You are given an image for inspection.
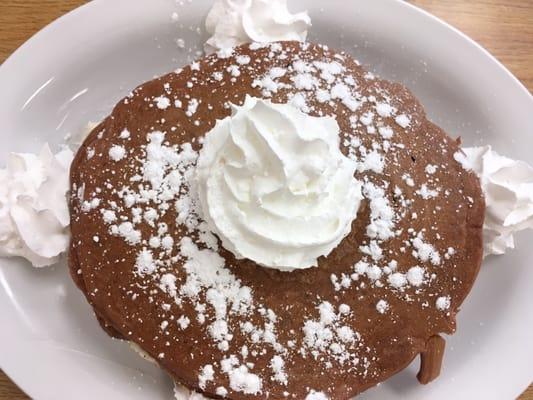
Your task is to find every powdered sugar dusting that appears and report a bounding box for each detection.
[71,41,476,399]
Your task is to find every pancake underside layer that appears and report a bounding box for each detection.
[69,41,484,400]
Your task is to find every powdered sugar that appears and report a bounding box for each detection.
[119,129,131,139]
[412,233,441,266]
[177,315,190,329]
[221,357,262,395]
[388,272,407,289]
[436,296,451,311]
[395,114,411,128]
[406,266,426,287]
[108,145,126,161]
[302,301,361,365]
[155,96,171,109]
[270,355,288,385]
[198,364,215,389]
[376,300,389,314]
[375,103,394,117]
[186,98,200,117]
[416,184,439,199]
[135,249,155,275]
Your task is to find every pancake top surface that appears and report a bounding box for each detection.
[69,41,484,399]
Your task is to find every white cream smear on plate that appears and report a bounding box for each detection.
[204,0,311,53]
[0,123,95,267]
[0,145,73,267]
[455,146,533,257]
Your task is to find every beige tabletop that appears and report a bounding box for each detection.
[0,0,532,399]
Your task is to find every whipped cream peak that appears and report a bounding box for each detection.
[455,145,533,256]
[197,96,363,270]
[0,144,73,267]
[205,0,311,53]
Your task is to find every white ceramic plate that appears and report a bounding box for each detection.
[0,1,532,399]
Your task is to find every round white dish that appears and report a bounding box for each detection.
[0,0,532,399]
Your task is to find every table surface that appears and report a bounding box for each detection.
[0,0,531,399]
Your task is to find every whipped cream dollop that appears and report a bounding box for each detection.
[197,96,363,270]
[455,146,533,257]
[0,145,73,267]
[204,0,311,53]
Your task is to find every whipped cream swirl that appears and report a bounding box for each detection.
[455,146,533,256]
[197,96,363,270]
[205,0,311,53]
[0,145,73,267]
